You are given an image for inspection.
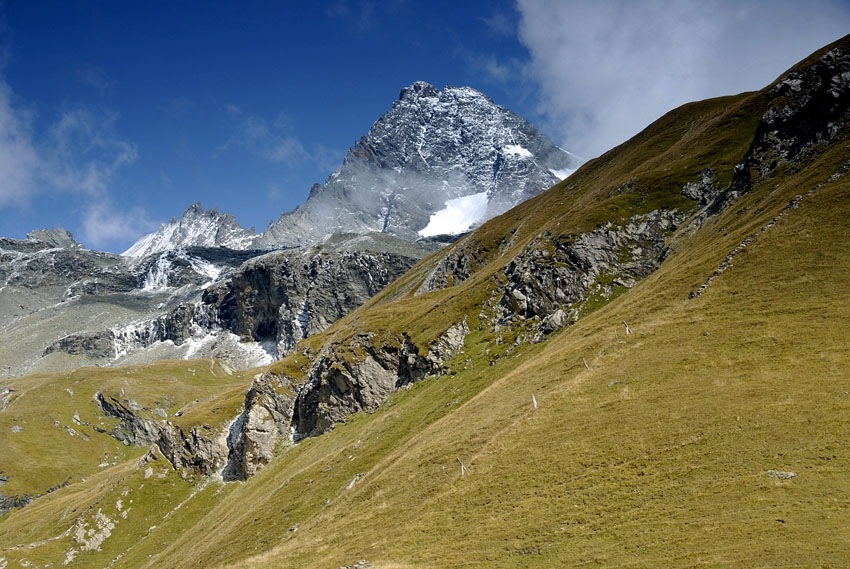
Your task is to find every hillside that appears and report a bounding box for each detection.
[1,35,849,568]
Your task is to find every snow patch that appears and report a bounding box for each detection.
[503,144,533,158]
[419,191,489,237]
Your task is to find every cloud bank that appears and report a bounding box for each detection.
[517,0,850,158]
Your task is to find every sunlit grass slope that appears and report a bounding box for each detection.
[194,139,846,568]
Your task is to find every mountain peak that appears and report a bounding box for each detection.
[123,203,255,257]
[26,228,82,249]
[399,81,439,101]
[255,82,581,249]
[185,202,206,215]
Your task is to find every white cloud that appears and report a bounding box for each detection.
[0,67,140,251]
[0,79,38,207]
[80,200,157,251]
[218,106,345,179]
[479,11,516,37]
[517,0,850,158]
[0,72,137,207]
[45,108,138,195]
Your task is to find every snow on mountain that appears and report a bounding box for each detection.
[255,81,583,248]
[123,203,256,257]
[124,82,581,255]
[419,191,489,238]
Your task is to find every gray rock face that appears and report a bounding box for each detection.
[65,234,435,363]
[255,82,580,248]
[707,44,850,216]
[123,202,256,257]
[205,243,425,355]
[95,392,161,447]
[416,238,484,294]
[497,210,685,326]
[44,331,116,358]
[26,228,81,249]
[681,168,721,207]
[0,238,133,293]
[95,391,229,477]
[223,372,298,481]
[294,322,469,437]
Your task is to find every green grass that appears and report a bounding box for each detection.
[0,360,256,498]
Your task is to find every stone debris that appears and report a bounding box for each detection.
[345,473,366,490]
[767,470,797,480]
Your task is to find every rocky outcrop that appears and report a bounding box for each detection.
[706,44,850,216]
[95,393,161,446]
[681,168,722,207]
[26,228,82,249]
[94,374,296,481]
[0,242,135,293]
[416,237,485,294]
[95,392,228,476]
[44,330,116,358]
[223,372,298,480]
[294,322,468,437]
[495,210,684,331]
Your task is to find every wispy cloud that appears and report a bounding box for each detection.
[0,78,38,207]
[218,105,307,164]
[80,199,157,250]
[326,1,378,37]
[479,11,516,37]
[517,0,850,158]
[76,63,116,94]
[0,75,136,207]
[217,106,347,178]
[0,59,139,250]
[45,108,138,195]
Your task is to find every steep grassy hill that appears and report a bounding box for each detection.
[1,35,849,569]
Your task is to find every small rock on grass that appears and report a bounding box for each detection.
[766,469,797,480]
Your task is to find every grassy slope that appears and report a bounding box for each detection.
[2,37,849,568]
[0,360,255,498]
[220,129,848,569]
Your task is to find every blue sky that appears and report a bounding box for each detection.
[1,1,848,252]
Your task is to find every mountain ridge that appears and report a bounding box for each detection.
[122,81,580,257]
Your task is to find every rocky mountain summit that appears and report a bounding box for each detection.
[255,81,580,248]
[120,82,581,258]
[123,203,256,257]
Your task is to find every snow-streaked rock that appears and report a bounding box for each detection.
[255,81,582,248]
[123,203,256,257]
